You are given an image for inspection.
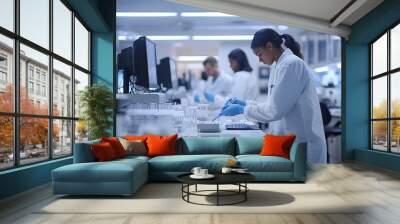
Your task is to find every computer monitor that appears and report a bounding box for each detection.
[118,47,134,93]
[157,57,178,89]
[133,36,158,89]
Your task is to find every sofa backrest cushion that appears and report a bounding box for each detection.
[178,137,235,155]
[101,137,127,158]
[236,137,264,155]
[147,134,178,157]
[73,139,100,163]
[91,142,118,161]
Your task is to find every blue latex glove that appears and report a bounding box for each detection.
[222,98,246,110]
[220,104,244,116]
[231,98,246,106]
[194,94,200,103]
[203,91,215,103]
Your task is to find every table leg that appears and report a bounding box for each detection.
[187,184,190,202]
[217,184,219,206]
[245,183,247,201]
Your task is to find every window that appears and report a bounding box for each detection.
[35,84,40,95]
[333,39,341,59]
[19,117,49,165]
[318,39,327,62]
[0,71,6,85]
[28,81,34,94]
[42,85,46,97]
[0,55,7,67]
[0,0,14,32]
[370,23,400,154]
[28,67,34,80]
[53,59,72,117]
[35,70,41,81]
[0,116,13,170]
[307,40,314,64]
[53,119,72,158]
[74,18,90,70]
[53,0,72,60]
[74,69,89,118]
[21,44,49,116]
[0,34,14,113]
[20,0,49,49]
[0,0,91,170]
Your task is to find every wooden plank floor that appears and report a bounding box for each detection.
[1,162,400,224]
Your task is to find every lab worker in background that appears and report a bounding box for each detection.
[194,57,233,103]
[205,49,259,107]
[220,28,327,163]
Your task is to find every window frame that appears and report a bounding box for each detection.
[370,20,400,154]
[0,0,92,171]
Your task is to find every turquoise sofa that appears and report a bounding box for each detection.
[52,137,307,196]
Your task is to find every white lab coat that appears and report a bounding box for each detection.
[204,72,233,97]
[212,71,259,107]
[244,48,327,163]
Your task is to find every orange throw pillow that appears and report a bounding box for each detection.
[259,134,296,159]
[146,134,178,157]
[124,135,148,141]
[91,142,117,162]
[101,137,127,158]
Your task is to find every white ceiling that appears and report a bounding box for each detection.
[117,0,304,36]
[227,0,352,22]
[169,0,384,38]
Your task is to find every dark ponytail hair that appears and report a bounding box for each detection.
[251,28,303,59]
[228,48,253,73]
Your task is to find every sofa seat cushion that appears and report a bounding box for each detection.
[236,155,293,172]
[53,159,147,183]
[149,154,235,172]
[116,155,150,163]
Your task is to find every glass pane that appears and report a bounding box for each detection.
[0,116,14,170]
[53,0,72,60]
[391,24,400,70]
[74,69,89,118]
[391,120,400,153]
[0,0,14,31]
[0,34,14,112]
[75,120,88,143]
[372,77,387,119]
[20,44,49,115]
[74,18,89,70]
[20,0,49,49]
[391,72,400,118]
[372,121,388,151]
[307,40,314,64]
[318,39,327,62]
[53,59,72,117]
[372,33,387,76]
[53,119,72,158]
[20,117,49,165]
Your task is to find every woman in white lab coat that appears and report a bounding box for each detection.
[204,49,258,107]
[220,29,327,163]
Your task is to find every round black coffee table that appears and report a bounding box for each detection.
[177,173,255,206]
